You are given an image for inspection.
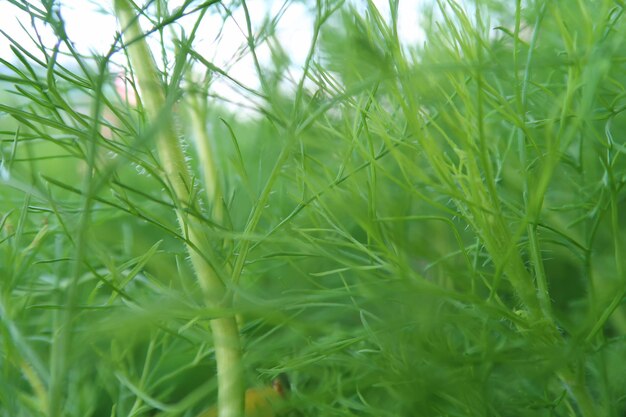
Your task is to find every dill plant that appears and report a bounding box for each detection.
[1,1,626,417]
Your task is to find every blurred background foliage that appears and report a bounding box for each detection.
[1,0,626,416]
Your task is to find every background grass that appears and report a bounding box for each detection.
[1,0,626,416]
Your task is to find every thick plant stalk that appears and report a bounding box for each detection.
[113,2,244,417]
[188,91,224,222]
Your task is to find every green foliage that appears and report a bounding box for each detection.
[1,0,626,416]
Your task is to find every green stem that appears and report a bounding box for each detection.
[527,223,553,321]
[113,2,243,416]
[188,92,224,222]
[559,367,597,417]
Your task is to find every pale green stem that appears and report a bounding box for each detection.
[527,223,553,321]
[188,92,224,221]
[113,2,243,416]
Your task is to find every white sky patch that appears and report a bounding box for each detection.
[349,0,428,48]
[60,1,119,54]
[0,1,453,117]
[0,2,59,60]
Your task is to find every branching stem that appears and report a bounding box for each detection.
[113,2,244,416]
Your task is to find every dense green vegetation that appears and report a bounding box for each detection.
[1,0,626,416]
